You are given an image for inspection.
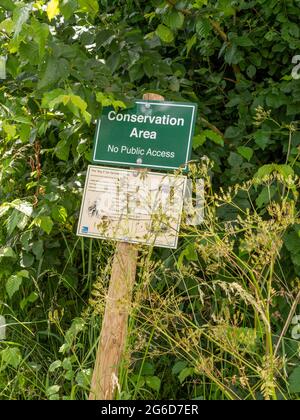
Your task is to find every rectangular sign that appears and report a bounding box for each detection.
[92,100,197,171]
[77,165,187,249]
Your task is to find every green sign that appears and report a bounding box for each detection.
[92,100,197,170]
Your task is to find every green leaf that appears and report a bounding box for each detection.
[55,138,70,161]
[1,347,22,368]
[60,0,77,20]
[13,4,30,38]
[186,34,197,56]
[178,243,198,267]
[51,206,68,223]
[145,376,161,392]
[31,19,49,59]
[172,361,188,375]
[247,64,256,79]
[275,164,294,179]
[20,252,34,267]
[254,130,271,150]
[78,0,99,18]
[196,18,211,38]
[46,385,60,397]
[228,152,243,167]
[0,247,16,259]
[256,185,276,208]
[163,11,184,30]
[234,35,254,47]
[178,367,194,384]
[38,57,70,90]
[0,0,14,11]
[255,164,274,179]
[141,362,155,376]
[34,216,54,235]
[237,146,253,161]
[288,366,300,393]
[194,130,224,149]
[46,0,60,21]
[42,89,66,108]
[32,240,44,260]
[49,360,62,372]
[76,370,91,388]
[156,24,174,43]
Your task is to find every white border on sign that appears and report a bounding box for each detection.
[92,101,196,171]
[76,165,187,249]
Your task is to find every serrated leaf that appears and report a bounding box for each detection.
[156,24,174,43]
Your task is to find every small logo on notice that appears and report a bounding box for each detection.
[82,226,89,233]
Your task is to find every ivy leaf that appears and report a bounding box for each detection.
[156,24,174,43]
[46,0,60,21]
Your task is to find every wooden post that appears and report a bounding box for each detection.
[89,92,164,400]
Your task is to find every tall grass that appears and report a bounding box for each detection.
[1,163,300,400]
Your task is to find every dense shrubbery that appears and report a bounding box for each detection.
[0,0,300,400]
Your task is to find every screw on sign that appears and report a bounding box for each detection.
[88,93,165,400]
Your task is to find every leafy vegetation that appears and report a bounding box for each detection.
[0,0,300,400]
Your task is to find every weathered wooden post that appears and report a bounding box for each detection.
[89,93,164,400]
